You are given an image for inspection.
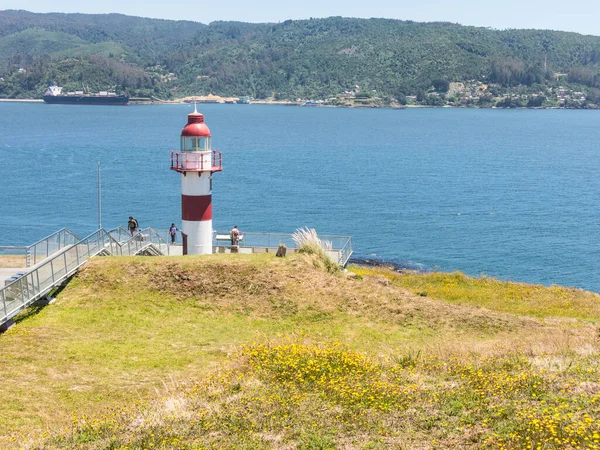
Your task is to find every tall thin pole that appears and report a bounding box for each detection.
[98,162,102,230]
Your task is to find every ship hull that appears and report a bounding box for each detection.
[43,95,129,105]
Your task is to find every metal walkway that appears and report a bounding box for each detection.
[1,227,352,331]
[0,227,170,330]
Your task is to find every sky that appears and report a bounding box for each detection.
[1,0,599,36]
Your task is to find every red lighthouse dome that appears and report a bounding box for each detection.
[181,107,211,137]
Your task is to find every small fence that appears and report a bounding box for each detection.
[26,228,80,267]
[0,228,79,268]
[213,231,353,266]
[0,246,27,256]
[109,227,172,256]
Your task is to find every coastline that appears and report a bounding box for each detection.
[0,97,594,110]
[0,99,43,103]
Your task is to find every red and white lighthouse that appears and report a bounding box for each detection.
[170,107,222,255]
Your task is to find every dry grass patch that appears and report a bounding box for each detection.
[0,255,26,268]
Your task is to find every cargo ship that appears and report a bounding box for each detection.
[42,86,129,105]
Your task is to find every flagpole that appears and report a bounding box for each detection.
[98,162,102,230]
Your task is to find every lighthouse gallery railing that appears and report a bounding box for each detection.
[170,150,222,172]
[0,228,170,328]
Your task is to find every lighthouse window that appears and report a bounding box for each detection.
[181,137,211,151]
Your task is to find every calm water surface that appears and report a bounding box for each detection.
[1,103,599,291]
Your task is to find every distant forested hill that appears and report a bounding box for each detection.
[1,10,600,103]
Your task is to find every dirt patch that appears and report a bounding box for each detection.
[0,255,26,268]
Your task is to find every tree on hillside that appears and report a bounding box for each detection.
[432,79,450,93]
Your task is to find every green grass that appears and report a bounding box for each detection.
[1,254,599,449]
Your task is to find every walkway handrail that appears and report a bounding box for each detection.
[0,246,27,255]
[108,227,171,255]
[338,237,353,267]
[212,230,353,266]
[141,228,171,256]
[108,227,133,244]
[0,227,169,329]
[1,229,119,326]
[26,227,80,267]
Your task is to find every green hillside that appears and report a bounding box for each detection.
[1,10,600,106]
[1,254,599,449]
[0,28,87,59]
[50,42,130,60]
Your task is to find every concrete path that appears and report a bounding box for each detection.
[1,268,25,286]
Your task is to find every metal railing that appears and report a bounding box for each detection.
[108,227,171,255]
[170,150,223,173]
[108,227,132,244]
[1,229,116,326]
[153,229,182,246]
[1,226,352,329]
[1,227,170,329]
[0,246,27,256]
[213,231,353,266]
[26,228,80,267]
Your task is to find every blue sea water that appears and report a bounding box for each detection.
[1,102,599,291]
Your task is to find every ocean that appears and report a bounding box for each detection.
[1,102,599,291]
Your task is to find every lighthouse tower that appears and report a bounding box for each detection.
[170,107,222,255]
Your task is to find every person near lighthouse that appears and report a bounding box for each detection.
[169,223,178,244]
[230,225,240,246]
[128,216,139,236]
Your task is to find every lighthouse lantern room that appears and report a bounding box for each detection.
[170,107,222,255]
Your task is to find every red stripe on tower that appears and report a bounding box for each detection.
[181,195,212,221]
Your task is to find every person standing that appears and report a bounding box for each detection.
[169,223,178,244]
[230,225,240,246]
[128,216,139,237]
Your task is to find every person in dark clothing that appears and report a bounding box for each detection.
[169,223,178,244]
[128,216,139,237]
[230,225,240,246]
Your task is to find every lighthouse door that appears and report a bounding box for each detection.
[182,232,188,255]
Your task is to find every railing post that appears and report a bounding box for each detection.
[36,269,40,294]
[19,278,26,306]
[2,288,7,320]
[50,260,55,283]
[75,244,80,266]
[63,252,68,275]
[23,274,30,300]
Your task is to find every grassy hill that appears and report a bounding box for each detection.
[1,253,599,449]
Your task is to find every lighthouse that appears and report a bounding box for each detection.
[170,107,222,255]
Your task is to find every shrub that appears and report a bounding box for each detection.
[292,227,339,273]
